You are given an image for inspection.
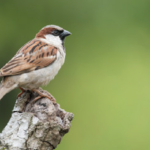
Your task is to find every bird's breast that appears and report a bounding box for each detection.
[18,50,65,90]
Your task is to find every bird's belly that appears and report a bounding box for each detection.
[18,57,64,90]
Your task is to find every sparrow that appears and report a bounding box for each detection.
[0,25,71,103]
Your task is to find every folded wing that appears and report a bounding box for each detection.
[0,39,58,77]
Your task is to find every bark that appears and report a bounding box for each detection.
[0,88,74,150]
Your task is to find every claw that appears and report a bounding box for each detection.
[32,89,56,104]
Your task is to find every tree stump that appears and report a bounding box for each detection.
[0,88,74,150]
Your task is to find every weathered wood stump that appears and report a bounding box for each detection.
[0,88,74,150]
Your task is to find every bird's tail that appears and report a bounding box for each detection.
[0,82,17,100]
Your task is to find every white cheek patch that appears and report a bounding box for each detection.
[44,34,62,47]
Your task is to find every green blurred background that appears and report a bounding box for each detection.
[0,0,150,149]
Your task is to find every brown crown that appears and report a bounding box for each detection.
[36,27,56,39]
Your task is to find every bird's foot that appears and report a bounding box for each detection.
[32,89,56,104]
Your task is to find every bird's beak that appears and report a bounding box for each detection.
[60,30,71,39]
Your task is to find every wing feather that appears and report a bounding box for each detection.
[0,39,58,77]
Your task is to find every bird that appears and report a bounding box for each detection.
[0,25,71,103]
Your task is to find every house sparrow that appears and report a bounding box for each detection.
[0,25,71,103]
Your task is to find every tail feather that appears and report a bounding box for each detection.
[0,86,10,100]
[0,83,18,100]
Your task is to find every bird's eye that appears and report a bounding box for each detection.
[52,30,60,36]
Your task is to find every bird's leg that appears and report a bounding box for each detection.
[33,95,42,102]
[32,89,56,104]
[17,87,25,98]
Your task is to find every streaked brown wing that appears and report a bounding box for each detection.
[0,39,58,77]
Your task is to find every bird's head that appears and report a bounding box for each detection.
[36,25,71,47]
